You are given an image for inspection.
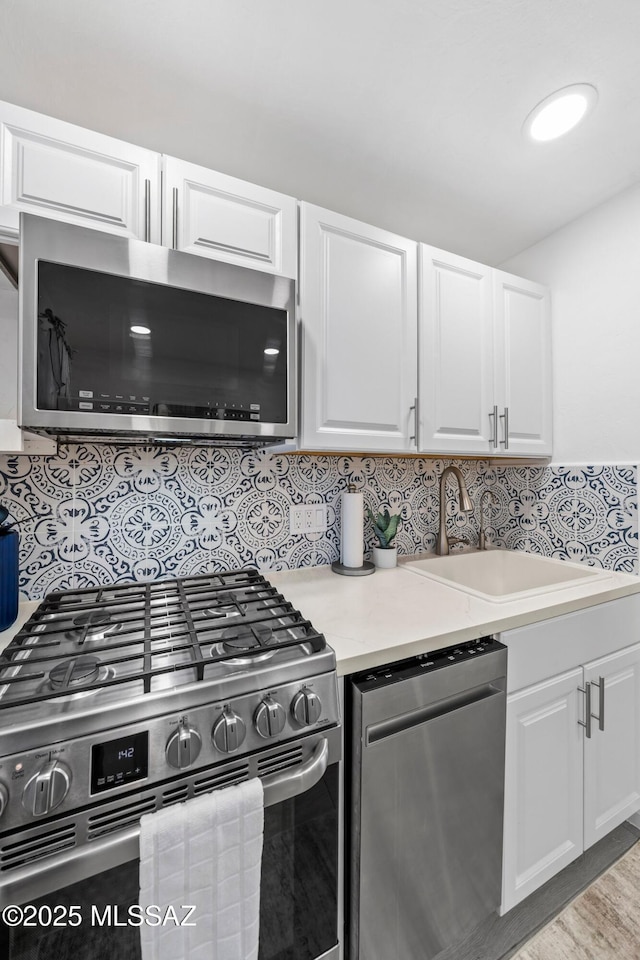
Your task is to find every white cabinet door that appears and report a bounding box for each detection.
[583,643,640,849]
[418,245,494,454]
[162,156,297,277]
[501,669,584,914]
[300,203,418,453]
[0,100,161,242]
[493,271,552,457]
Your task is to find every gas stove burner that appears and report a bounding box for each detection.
[215,591,242,606]
[65,610,122,642]
[49,655,102,690]
[214,623,276,665]
[38,655,114,700]
[222,623,273,653]
[204,591,248,619]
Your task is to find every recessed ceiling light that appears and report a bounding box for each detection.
[264,347,280,356]
[524,84,598,142]
[130,324,151,335]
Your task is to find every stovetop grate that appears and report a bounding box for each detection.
[0,570,326,709]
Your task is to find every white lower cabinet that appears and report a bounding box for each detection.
[501,669,584,913]
[501,621,640,914]
[583,644,640,848]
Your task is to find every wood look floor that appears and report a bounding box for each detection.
[432,822,639,960]
[511,841,640,960]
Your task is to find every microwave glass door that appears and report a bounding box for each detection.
[36,261,288,424]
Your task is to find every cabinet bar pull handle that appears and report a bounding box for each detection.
[144,179,151,242]
[578,683,592,739]
[489,405,498,448]
[172,187,179,250]
[409,397,419,449]
[500,406,509,449]
[590,676,605,732]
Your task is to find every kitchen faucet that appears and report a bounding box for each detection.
[436,466,474,555]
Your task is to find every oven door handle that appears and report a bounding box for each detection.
[262,737,329,807]
[0,738,333,909]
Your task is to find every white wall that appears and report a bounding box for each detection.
[0,280,18,420]
[501,181,640,464]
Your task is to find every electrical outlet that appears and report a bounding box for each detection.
[289,504,327,535]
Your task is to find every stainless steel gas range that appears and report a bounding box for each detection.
[0,570,342,960]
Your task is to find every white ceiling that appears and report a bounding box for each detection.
[2,0,640,264]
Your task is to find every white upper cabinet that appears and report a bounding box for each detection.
[419,246,494,454]
[419,247,552,458]
[0,100,161,242]
[162,156,297,277]
[300,203,418,453]
[493,271,552,457]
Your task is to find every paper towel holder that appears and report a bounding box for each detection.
[332,482,375,576]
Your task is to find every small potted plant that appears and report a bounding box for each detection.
[366,506,401,569]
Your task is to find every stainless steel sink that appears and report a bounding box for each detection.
[403,549,611,602]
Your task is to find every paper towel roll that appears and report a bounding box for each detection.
[341,490,364,568]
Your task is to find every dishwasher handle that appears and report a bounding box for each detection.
[366,682,504,745]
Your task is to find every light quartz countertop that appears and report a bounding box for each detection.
[2,558,640,676]
[269,559,640,676]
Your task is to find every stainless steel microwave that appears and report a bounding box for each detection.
[19,214,297,445]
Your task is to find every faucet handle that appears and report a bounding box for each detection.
[479,489,498,550]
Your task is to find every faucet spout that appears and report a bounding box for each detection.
[436,466,474,556]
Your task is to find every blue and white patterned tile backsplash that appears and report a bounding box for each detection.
[0,444,636,600]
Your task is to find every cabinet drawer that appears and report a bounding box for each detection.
[500,593,640,692]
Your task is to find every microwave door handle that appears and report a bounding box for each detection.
[261,737,329,807]
[172,187,179,249]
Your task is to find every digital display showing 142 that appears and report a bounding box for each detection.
[91,731,149,794]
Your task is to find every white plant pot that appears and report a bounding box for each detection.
[373,545,397,569]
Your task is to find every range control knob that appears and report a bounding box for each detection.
[254,697,286,739]
[212,709,247,754]
[22,760,71,817]
[291,688,323,727]
[0,782,8,819]
[166,720,202,769]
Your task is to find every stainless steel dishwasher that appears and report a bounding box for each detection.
[349,637,507,960]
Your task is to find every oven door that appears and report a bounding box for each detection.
[0,733,341,960]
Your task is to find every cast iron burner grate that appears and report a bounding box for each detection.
[0,570,326,709]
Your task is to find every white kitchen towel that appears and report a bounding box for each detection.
[139,777,264,960]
